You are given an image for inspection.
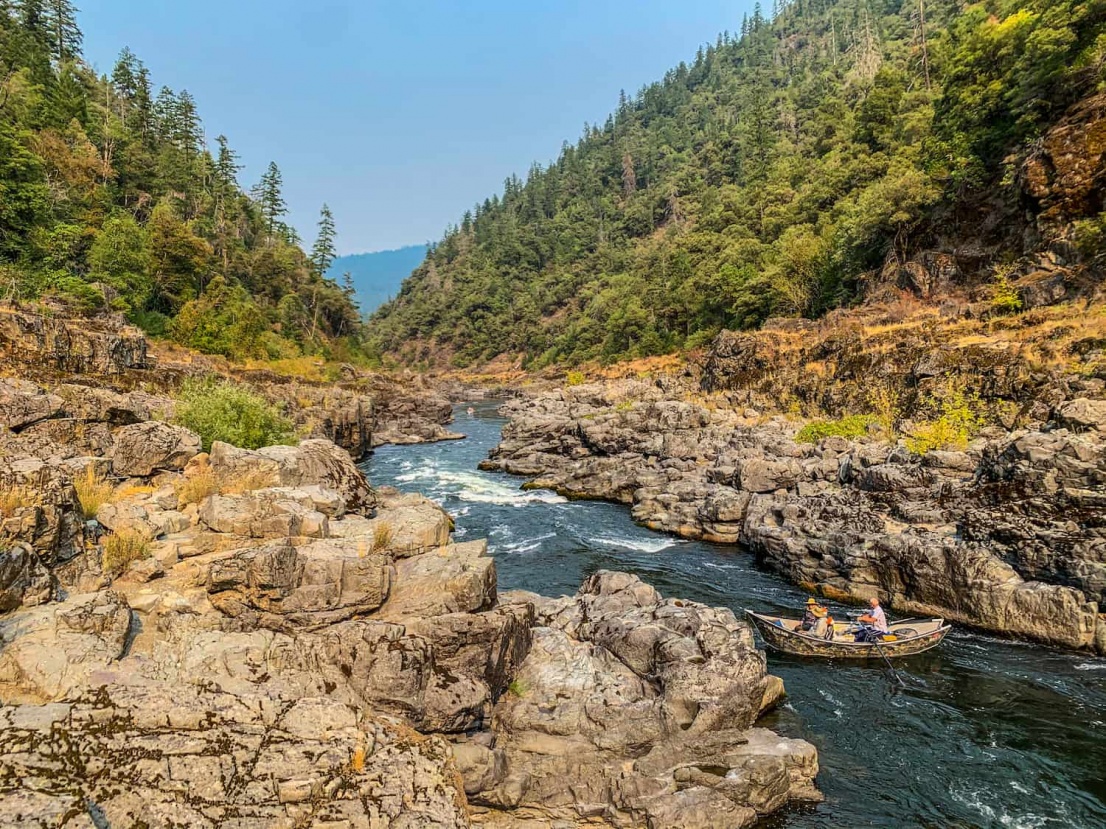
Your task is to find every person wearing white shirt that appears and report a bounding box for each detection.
[858,597,889,633]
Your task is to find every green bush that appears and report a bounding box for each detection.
[566,371,586,387]
[905,387,983,455]
[991,265,1023,315]
[795,414,877,444]
[174,377,297,451]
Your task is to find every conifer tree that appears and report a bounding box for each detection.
[46,0,80,62]
[310,203,337,276]
[254,161,287,240]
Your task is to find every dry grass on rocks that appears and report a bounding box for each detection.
[101,528,152,575]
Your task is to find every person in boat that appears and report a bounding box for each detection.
[799,598,831,637]
[854,597,890,643]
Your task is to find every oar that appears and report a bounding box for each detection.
[870,635,906,688]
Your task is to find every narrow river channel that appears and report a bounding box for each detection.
[362,401,1106,829]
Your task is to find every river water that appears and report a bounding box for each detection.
[362,401,1106,829]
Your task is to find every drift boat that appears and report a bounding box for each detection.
[745,610,951,658]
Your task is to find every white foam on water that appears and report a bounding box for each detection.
[504,532,557,554]
[593,535,685,553]
[951,786,1056,829]
[394,465,567,506]
[1075,662,1106,671]
[816,688,843,719]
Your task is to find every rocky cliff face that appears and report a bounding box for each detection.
[0,302,461,458]
[0,373,816,826]
[482,381,1106,655]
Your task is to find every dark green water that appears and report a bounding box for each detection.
[363,401,1106,829]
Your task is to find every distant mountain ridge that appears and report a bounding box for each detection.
[329,245,428,317]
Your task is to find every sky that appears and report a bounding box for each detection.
[78,1,755,255]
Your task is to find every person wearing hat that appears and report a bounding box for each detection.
[799,598,829,636]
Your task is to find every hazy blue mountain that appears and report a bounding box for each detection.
[329,245,428,316]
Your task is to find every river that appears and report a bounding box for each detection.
[362,401,1106,829]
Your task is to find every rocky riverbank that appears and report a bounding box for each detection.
[0,301,461,456]
[0,306,818,828]
[481,379,1106,655]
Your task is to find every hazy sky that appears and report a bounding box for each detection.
[79,1,755,255]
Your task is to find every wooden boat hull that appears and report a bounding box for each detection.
[745,610,950,659]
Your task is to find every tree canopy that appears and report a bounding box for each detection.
[370,0,1106,368]
[0,4,366,362]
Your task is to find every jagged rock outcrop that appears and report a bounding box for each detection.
[0,302,150,377]
[0,413,815,827]
[483,382,1106,654]
[466,572,819,826]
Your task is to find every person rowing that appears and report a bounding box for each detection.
[853,596,889,643]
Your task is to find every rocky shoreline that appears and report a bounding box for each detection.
[481,380,1106,655]
[0,305,818,828]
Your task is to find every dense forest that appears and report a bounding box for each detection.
[370,0,1106,368]
[0,1,365,362]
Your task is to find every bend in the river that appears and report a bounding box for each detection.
[364,401,1106,829]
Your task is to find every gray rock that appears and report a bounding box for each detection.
[111,421,201,476]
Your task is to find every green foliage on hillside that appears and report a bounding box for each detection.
[0,3,365,361]
[370,0,1106,367]
[173,377,296,451]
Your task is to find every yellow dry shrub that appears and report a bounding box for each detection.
[101,528,152,575]
[74,467,113,520]
[371,521,395,553]
[0,486,36,518]
[175,470,218,505]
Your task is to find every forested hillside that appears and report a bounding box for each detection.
[370,0,1106,368]
[0,2,364,362]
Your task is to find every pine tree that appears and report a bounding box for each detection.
[253,161,287,240]
[213,135,240,189]
[46,0,81,63]
[310,203,337,276]
[175,90,202,158]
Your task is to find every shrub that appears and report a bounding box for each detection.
[0,486,35,518]
[866,384,902,437]
[795,414,877,444]
[991,264,1022,315]
[371,521,395,553]
[566,370,586,387]
[74,467,113,519]
[174,377,296,452]
[905,387,983,455]
[507,678,528,698]
[174,470,218,505]
[101,528,152,575]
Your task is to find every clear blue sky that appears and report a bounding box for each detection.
[79,1,754,255]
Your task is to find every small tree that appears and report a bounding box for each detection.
[310,203,337,276]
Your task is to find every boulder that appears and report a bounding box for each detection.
[111,421,201,476]
[207,539,392,631]
[1056,398,1106,432]
[482,572,819,824]
[0,379,62,430]
[208,439,376,513]
[198,489,334,539]
[377,540,496,621]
